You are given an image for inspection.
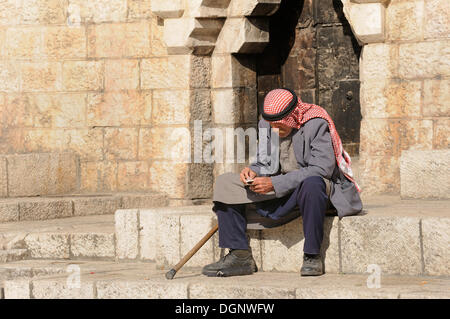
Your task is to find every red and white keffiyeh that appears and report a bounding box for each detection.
[263,89,361,192]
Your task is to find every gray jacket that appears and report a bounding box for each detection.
[249,118,363,217]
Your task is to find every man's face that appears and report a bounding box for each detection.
[270,122,293,138]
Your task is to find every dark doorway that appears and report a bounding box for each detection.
[256,0,362,156]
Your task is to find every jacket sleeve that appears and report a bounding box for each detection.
[249,119,278,177]
[270,118,336,198]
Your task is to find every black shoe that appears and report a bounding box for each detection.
[202,249,258,277]
[300,254,324,276]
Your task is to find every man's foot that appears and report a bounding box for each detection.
[300,253,324,276]
[202,249,258,277]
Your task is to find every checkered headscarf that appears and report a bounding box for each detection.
[263,89,361,192]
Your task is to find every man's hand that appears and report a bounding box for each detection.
[240,167,257,185]
[249,177,274,194]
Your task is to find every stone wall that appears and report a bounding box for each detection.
[0,0,203,199]
[348,0,450,195]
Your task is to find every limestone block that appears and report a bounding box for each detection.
[0,156,7,197]
[386,0,423,41]
[422,217,450,276]
[423,79,450,117]
[424,0,450,39]
[127,0,152,20]
[180,214,217,267]
[43,26,86,59]
[0,249,28,263]
[80,161,118,193]
[261,219,304,272]
[340,216,422,275]
[4,27,42,59]
[105,59,139,90]
[343,2,385,44]
[149,161,188,198]
[151,90,191,125]
[154,211,181,267]
[73,197,120,217]
[117,161,150,191]
[25,233,71,259]
[150,15,168,56]
[62,60,103,91]
[3,280,31,299]
[211,54,256,89]
[105,128,139,161]
[19,198,73,221]
[120,194,168,210]
[361,80,422,119]
[0,202,19,222]
[115,209,139,259]
[68,0,127,23]
[190,55,211,88]
[400,150,450,199]
[87,21,151,58]
[32,280,95,299]
[398,41,443,79]
[186,163,214,199]
[215,17,269,54]
[151,0,184,19]
[358,154,400,194]
[20,62,62,92]
[70,233,115,259]
[228,0,281,17]
[87,91,151,126]
[295,287,399,299]
[96,281,188,299]
[0,61,20,92]
[185,0,229,18]
[65,129,105,162]
[321,217,340,274]
[141,56,190,89]
[360,43,397,82]
[19,0,67,24]
[212,88,257,125]
[433,118,450,149]
[141,127,190,162]
[139,209,159,261]
[189,283,295,299]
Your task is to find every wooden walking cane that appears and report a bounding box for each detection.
[165,223,219,280]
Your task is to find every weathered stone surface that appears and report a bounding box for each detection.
[4,27,42,59]
[212,88,257,125]
[150,0,184,19]
[361,80,422,119]
[80,161,118,193]
[25,233,70,259]
[0,249,28,263]
[96,280,188,299]
[0,202,19,222]
[0,61,20,92]
[19,199,73,221]
[149,161,188,198]
[20,62,62,92]
[73,197,120,217]
[117,161,150,191]
[211,54,256,89]
[422,217,450,276]
[400,150,450,199]
[7,153,79,197]
[0,156,7,197]
[154,211,180,267]
[105,59,139,90]
[358,154,400,194]
[87,21,151,57]
[121,194,168,210]
[424,0,450,39]
[433,118,450,149]
[3,280,31,299]
[105,128,139,160]
[295,287,399,299]
[150,15,168,56]
[70,233,115,259]
[68,0,127,23]
[127,0,153,20]
[32,280,95,299]
[343,2,385,43]
[62,60,104,91]
[386,0,423,41]
[228,0,281,17]
[115,209,139,260]
[186,164,214,199]
[189,283,295,299]
[321,217,340,274]
[398,41,443,79]
[141,127,190,162]
[423,79,450,117]
[43,26,86,59]
[141,56,190,89]
[340,216,422,275]
[138,209,158,261]
[151,90,190,125]
[361,43,397,82]
[87,91,151,127]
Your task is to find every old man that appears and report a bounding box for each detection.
[202,88,363,277]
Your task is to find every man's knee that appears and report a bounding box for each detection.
[298,176,327,200]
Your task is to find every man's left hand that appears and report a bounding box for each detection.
[249,177,274,194]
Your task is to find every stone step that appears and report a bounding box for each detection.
[1,260,449,299]
[115,195,450,277]
[0,192,168,223]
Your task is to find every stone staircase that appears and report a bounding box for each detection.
[0,194,449,299]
